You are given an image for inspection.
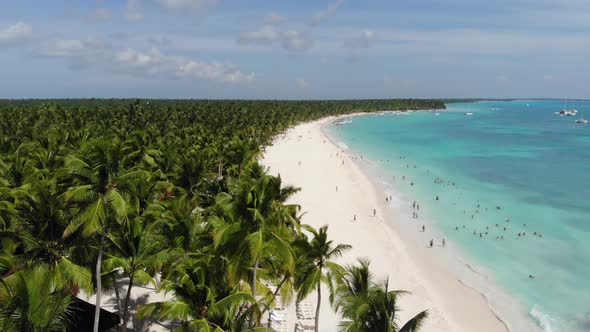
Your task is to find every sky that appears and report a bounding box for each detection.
[1,0,589,99]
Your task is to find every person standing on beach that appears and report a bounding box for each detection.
[429,239,433,247]
[353,214,356,222]
[373,208,376,217]
[442,238,446,247]
[422,225,425,232]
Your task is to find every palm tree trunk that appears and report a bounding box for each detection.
[252,259,259,299]
[93,228,106,332]
[315,283,321,332]
[265,274,290,328]
[112,274,121,313]
[250,259,259,328]
[121,273,135,332]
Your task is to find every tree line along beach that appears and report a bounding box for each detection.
[0,99,450,332]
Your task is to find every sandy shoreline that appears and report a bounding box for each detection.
[261,115,515,332]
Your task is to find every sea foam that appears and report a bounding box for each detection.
[530,306,558,332]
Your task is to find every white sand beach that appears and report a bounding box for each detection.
[260,116,510,332]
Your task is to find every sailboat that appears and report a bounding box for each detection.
[464,103,473,116]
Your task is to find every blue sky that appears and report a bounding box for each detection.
[1,0,589,99]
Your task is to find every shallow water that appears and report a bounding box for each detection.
[327,101,590,332]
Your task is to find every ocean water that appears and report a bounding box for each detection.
[326,100,590,332]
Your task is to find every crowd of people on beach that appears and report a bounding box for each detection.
[322,145,542,279]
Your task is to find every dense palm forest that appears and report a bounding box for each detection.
[0,99,444,332]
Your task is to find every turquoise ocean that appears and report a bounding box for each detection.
[326,100,590,332]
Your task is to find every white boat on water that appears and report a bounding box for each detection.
[559,99,578,116]
[464,112,473,116]
[560,109,577,116]
[434,113,440,116]
[334,119,352,126]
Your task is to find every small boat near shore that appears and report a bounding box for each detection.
[464,112,473,116]
[334,118,353,126]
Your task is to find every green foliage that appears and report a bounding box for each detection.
[0,99,438,331]
[330,259,428,332]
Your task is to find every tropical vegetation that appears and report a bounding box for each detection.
[0,99,442,331]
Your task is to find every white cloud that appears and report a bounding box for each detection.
[237,25,279,45]
[343,29,376,59]
[40,38,254,84]
[114,48,255,83]
[156,0,217,12]
[238,26,313,53]
[40,39,90,57]
[0,22,33,46]
[264,12,287,25]
[126,0,144,21]
[311,0,344,26]
[296,78,310,89]
[88,8,113,21]
[281,30,314,52]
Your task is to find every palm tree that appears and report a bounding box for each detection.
[226,138,260,179]
[0,98,446,331]
[62,138,138,332]
[330,258,428,332]
[158,194,205,253]
[174,149,211,200]
[211,170,300,327]
[1,178,93,297]
[103,214,179,332]
[0,265,73,331]
[294,225,351,332]
[137,256,260,332]
[122,130,162,170]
